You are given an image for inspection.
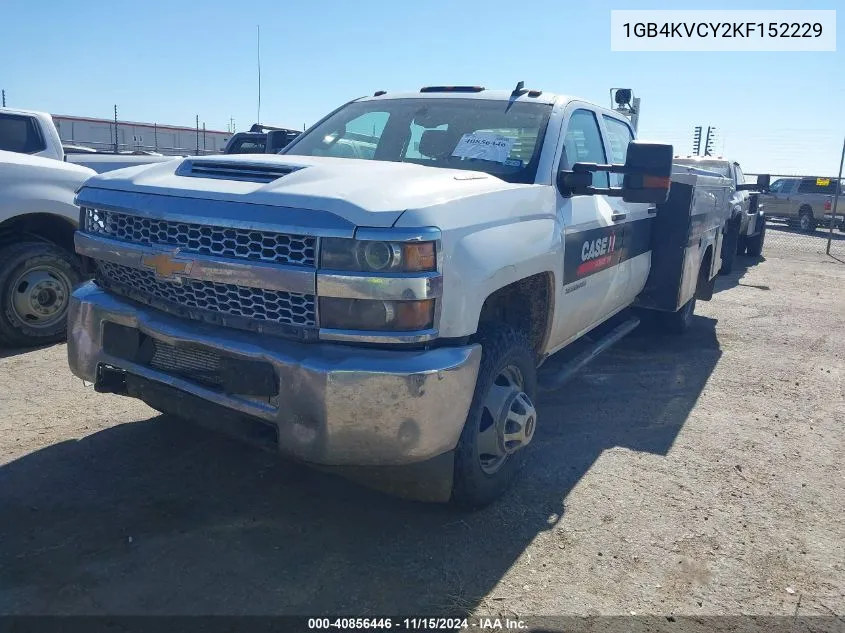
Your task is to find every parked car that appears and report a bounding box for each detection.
[761,177,844,232]
[0,107,181,347]
[673,156,768,270]
[0,150,95,346]
[223,124,301,155]
[67,84,748,506]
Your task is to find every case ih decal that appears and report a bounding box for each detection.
[563,217,653,285]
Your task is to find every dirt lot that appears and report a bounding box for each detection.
[1,242,843,620]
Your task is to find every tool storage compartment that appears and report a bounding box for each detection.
[633,172,731,312]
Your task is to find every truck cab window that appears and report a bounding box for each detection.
[602,115,633,187]
[311,111,388,160]
[285,99,552,184]
[0,114,47,154]
[562,109,609,189]
[734,164,744,185]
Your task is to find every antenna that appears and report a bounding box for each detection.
[257,24,262,125]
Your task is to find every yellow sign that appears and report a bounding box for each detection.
[817,178,830,186]
[141,252,192,280]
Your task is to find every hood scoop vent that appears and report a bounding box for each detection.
[178,160,300,183]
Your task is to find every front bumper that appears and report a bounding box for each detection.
[68,282,481,468]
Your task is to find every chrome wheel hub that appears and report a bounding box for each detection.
[477,365,537,475]
[10,266,71,328]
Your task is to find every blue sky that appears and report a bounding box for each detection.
[1,0,841,175]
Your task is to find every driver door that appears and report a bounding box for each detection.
[547,107,622,351]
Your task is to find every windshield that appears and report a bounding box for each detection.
[673,159,731,178]
[283,98,553,184]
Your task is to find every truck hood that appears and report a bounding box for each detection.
[81,154,521,227]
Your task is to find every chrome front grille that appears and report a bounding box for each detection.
[84,208,316,267]
[96,261,317,329]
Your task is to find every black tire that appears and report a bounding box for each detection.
[451,324,537,509]
[745,219,766,257]
[0,241,82,348]
[798,208,816,232]
[719,217,740,275]
[660,297,696,335]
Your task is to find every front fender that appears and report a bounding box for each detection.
[0,180,82,225]
[437,218,561,338]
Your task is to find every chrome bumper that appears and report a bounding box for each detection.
[67,282,481,467]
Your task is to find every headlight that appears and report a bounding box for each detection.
[320,298,434,331]
[320,238,436,272]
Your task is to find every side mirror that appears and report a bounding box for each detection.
[620,142,673,203]
[557,141,673,204]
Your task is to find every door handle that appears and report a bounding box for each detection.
[611,212,627,222]
[647,207,657,215]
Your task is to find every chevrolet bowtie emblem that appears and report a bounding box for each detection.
[141,252,193,280]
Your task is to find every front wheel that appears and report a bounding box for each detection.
[451,324,538,509]
[0,241,82,348]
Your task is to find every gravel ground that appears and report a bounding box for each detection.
[0,240,843,621]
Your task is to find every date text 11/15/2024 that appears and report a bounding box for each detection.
[307,617,529,630]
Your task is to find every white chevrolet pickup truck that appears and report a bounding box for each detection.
[0,108,179,347]
[67,85,745,507]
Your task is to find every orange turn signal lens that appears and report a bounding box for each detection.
[402,242,436,272]
[643,175,671,189]
[397,300,435,330]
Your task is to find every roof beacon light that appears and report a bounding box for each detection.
[610,88,641,135]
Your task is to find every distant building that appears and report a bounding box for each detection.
[52,114,231,155]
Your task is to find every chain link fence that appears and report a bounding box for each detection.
[746,172,844,261]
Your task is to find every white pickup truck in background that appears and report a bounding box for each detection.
[0,108,180,347]
[65,84,768,506]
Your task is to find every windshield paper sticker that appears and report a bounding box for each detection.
[452,133,516,163]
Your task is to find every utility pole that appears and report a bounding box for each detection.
[195,115,200,156]
[203,123,207,154]
[114,105,119,153]
[257,24,262,125]
[1,90,6,107]
[826,136,845,256]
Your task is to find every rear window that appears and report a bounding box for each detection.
[797,178,841,194]
[0,113,47,154]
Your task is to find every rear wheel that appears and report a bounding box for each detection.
[452,324,537,509]
[745,218,767,257]
[799,208,816,232]
[720,217,741,275]
[660,296,696,335]
[0,241,82,348]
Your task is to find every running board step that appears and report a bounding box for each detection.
[537,316,640,392]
